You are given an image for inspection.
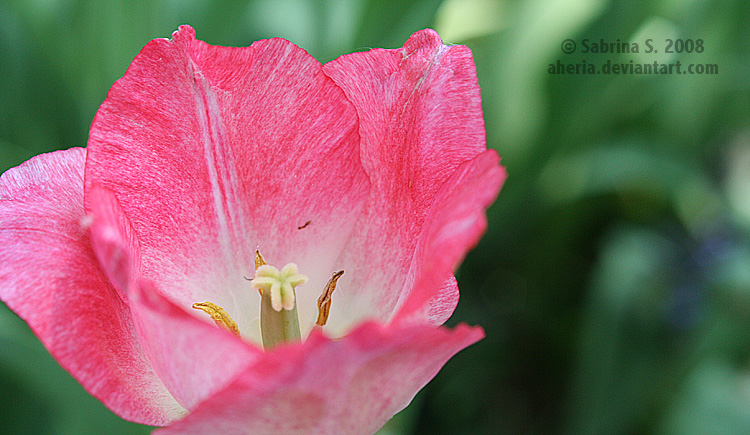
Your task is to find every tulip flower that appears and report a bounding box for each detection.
[0,26,505,434]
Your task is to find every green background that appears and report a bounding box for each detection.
[1,0,750,433]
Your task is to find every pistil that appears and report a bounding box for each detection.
[250,251,308,349]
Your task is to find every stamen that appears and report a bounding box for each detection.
[316,270,344,326]
[254,249,267,270]
[192,302,240,336]
[254,250,267,295]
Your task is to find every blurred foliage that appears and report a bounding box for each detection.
[1,0,750,434]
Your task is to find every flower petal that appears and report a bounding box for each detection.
[130,279,262,411]
[155,322,484,435]
[84,25,368,341]
[0,148,183,425]
[86,184,262,412]
[396,150,506,324]
[86,183,141,301]
[322,29,501,331]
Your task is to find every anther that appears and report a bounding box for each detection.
[254,250,267,295]
[192,302,240,336]
[316,270,344,326]
[255,249,267,270]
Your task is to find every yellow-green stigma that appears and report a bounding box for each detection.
[250,262,308,312]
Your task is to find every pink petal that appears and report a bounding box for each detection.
[322,29,502,331]
[0,148,183,425]
[130,279,262,411]
[395,150,507,324]
[84,25,369,339]
[155,322,484,435]
[86,185,262,412]
[85,183,141,300]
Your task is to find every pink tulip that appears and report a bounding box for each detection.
[0,26,505,434]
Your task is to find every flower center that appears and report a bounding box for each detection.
[192,250,343,350]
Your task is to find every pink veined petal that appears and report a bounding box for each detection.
[84,25,369,340]
[131,279,263,411]
[86,183,141,301]
[0,148,183,425]
[86,185,262,412]
[322,29,500,331]
[154,322,484,435]
[396,150,507,324]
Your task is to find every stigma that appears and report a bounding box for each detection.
[250,262,308,312]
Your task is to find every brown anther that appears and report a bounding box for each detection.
[316,270,344,326]
[255,250,267,270]
[192,301,240,336]
[254,250,268,295]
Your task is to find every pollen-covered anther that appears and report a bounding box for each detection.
[253,250,268,295]
[316,270,343,326]
[254,249,267,270]
[250,262,308,311]
[192,301,240,336]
